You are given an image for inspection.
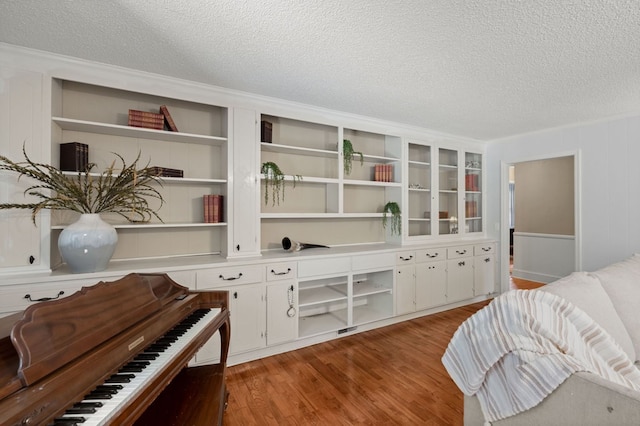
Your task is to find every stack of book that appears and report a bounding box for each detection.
[150,166,184,178]
[465,174,480,191]
[128,109,164,130]
[465,200,478,218]
[60,142,89,172]
[373,164,394,182]
[203,195,224,223]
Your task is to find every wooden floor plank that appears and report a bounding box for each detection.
[223,301,489,425]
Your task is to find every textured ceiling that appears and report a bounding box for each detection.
[0,0,639,141]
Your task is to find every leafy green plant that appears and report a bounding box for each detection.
[261,161,302,206]
[0,145,164,224]
[342,139,363,175]
[382,201,401,236]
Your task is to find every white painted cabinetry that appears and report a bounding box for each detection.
[446,245,475,302]
[473,242,496,296]
[415,248,447,310]
[0,64,46,274]
[265,262,297,346]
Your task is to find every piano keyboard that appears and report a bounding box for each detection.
[51,308,222,426]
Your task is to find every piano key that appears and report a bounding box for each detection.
[65,407,96,415]
[53,416,86,424]
[59,308,221,426]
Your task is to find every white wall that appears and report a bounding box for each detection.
[486,113,640,286]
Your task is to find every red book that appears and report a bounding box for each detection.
[160,105,178,132]
[212,195,220,223]
[217,195,224,223]
[203,195,210,223]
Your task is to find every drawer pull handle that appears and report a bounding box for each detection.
[484,257,491,263]
[458,261,466,267]
[400,255,413,261]
[271,268,292,276]
[482,247,491,252]
[426,253,439,258]
[219,273,243,281]
[25,291,64,302]
[456,250,467,255]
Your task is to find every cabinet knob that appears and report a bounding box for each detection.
[29,255,35,264]
[458,261,465,267]
[233,291,238,299]
[236,244,240,251]
[484,257,491,263]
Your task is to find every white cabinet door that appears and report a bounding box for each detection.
[194,282,265,364]
[395,265,415,315]
[446,258,474,302]
[474,254,495,296]
[229,283,266,354]
[266,281,297,346]
[230,107,260,257]
[415,261,447,310]
[0,65,46,273]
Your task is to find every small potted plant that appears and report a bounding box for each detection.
[0,146,164,273]
[342,139,363,175]
[261,161,302,206]
[382,201,401,236]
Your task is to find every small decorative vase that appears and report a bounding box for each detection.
[58,213,118,273]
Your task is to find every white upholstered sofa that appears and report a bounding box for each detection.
[448,254,640,426]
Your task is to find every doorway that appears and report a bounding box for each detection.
[500,152,581,292]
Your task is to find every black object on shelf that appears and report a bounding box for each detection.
[60,142,89,172]
[282,237,329,252]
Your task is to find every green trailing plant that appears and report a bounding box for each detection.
[342,139,363,175]
[261,161,302,206]
[0,145,164,224]
[382,201,401,236]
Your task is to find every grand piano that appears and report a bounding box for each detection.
[0,273,230,425]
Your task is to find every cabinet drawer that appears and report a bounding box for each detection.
[298,257,351,278]
[266,262,297,281]
[415,248,444,263]
[352,253,395,271]
[396,251,416,265]
[447,245,473,259]
[474,243,496,256]
[196,265,263,289]
[0,282,83,316]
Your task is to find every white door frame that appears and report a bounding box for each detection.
[499,150,582,292]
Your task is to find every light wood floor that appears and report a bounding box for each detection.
[223,277,543,425]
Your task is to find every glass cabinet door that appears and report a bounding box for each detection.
[438,148,458,235]
[407,142,432,237]
[464,152,482,233]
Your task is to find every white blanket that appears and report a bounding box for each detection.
[442,290,640,422]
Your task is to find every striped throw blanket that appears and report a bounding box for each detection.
[442,290,640,422]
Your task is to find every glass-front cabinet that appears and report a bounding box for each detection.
[405,141,483,241]
[438,148,459,236]
[464,151,483,233]
[406,142,432,237]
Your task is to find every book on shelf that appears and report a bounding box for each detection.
[465,174,479,191]
[128,109,164,130]
[203,195,224,223]
[373,164,393,182]
[60,142,89,172]
[150,166,184,178]
[261,120,272,143]
[159,105,178,132]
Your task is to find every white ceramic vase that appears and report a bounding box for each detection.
[58,213,118,273]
